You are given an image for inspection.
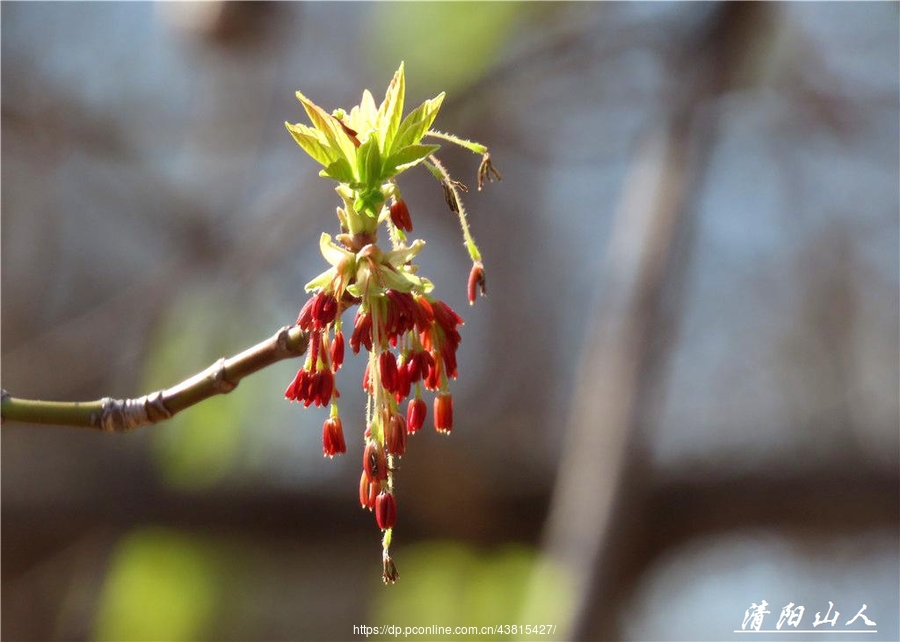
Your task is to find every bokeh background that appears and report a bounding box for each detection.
[2,2,898,641]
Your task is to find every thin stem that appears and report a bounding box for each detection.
[2,325,309,432]
[425,130,487,155]
[424,155,483,263]
[425,132,501,191]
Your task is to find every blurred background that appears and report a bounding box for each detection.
[2,2,898,641]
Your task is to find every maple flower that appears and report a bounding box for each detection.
[406,397,427,434]
[359,472,378,511]
[389,199,413,233]
[434,392,453,434]
[468,262,486,305]
[322,416,346,457]
[283,62,499,582]
[375,491,397,530]
[385,412,407,456]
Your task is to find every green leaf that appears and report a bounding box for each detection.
[295,90,357,164]
[319,158,356,183]
[384,239,425,267]
[319,232,355,268]
[377,266,415,293]
[391,92,445,154]
[417,276,435,294]
[304,267,337,292]
[360,89,378,124]
[376,62,405,152]
[397,271,430,293]
[285,122,334,166]
[384,144,440,175]
[354,187,385,219]
[356,137,383,185]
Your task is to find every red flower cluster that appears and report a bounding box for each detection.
[285,291,348,457]
[285,264,468,583]
[283,63,498,583]
[285,292,341,408]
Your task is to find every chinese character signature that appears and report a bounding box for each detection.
[740,601,876,632]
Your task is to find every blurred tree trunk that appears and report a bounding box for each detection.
[535,4,781,639]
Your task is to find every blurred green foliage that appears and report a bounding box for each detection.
[140,284,286,490]
[93,528,222,641]
[141,287,244,490]
[368,3,522,96]
[371,541,573,640]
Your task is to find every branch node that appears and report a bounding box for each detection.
[210,357,238,394]
[143,391,174,423]
[99,397,127,433]
[275,325,308,359]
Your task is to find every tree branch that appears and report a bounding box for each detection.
[1,325,308,432]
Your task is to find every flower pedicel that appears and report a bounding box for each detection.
[283,63,499,583]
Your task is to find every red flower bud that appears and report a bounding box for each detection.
[424,352,441,391]
[406,351,422,383]
[296,295,315,329]
[379,350,398,393]
[330,331,344,370]
[309,331,322,371]
[350,311,372,354]
[362,362,371,393]
[385,413,407,456]
[375,491,397,530]
[434,392,453,434]
[389,199,413,233]
[439,341,458,380]
[414,296,434,332]
[406,398,426,434]
[363,440,387,481]
[359,471,377,510]
[316,369,334,406]
[432,299,463,334]
[311,292,338,329]
[284,368,307,401]
[394,358,411,402]
[467,262,486,305]
[322,416,346,457]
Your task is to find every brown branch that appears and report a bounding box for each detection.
[1,325,308,432]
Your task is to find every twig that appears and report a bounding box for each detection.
[1,325,308,432]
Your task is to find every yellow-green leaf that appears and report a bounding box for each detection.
[384,239,425,267]
[285,122,334,166]
[360,89,378,125]
[319,158,356,183]
[377,265,416,293]
[356,137,383,185]
[295,90,358,164]
[319,232,355,268]
[384,143,440,175]
[391,92,445,154]
[347,89,378,136]
[304,268,336,293]
[377,62,405,152]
